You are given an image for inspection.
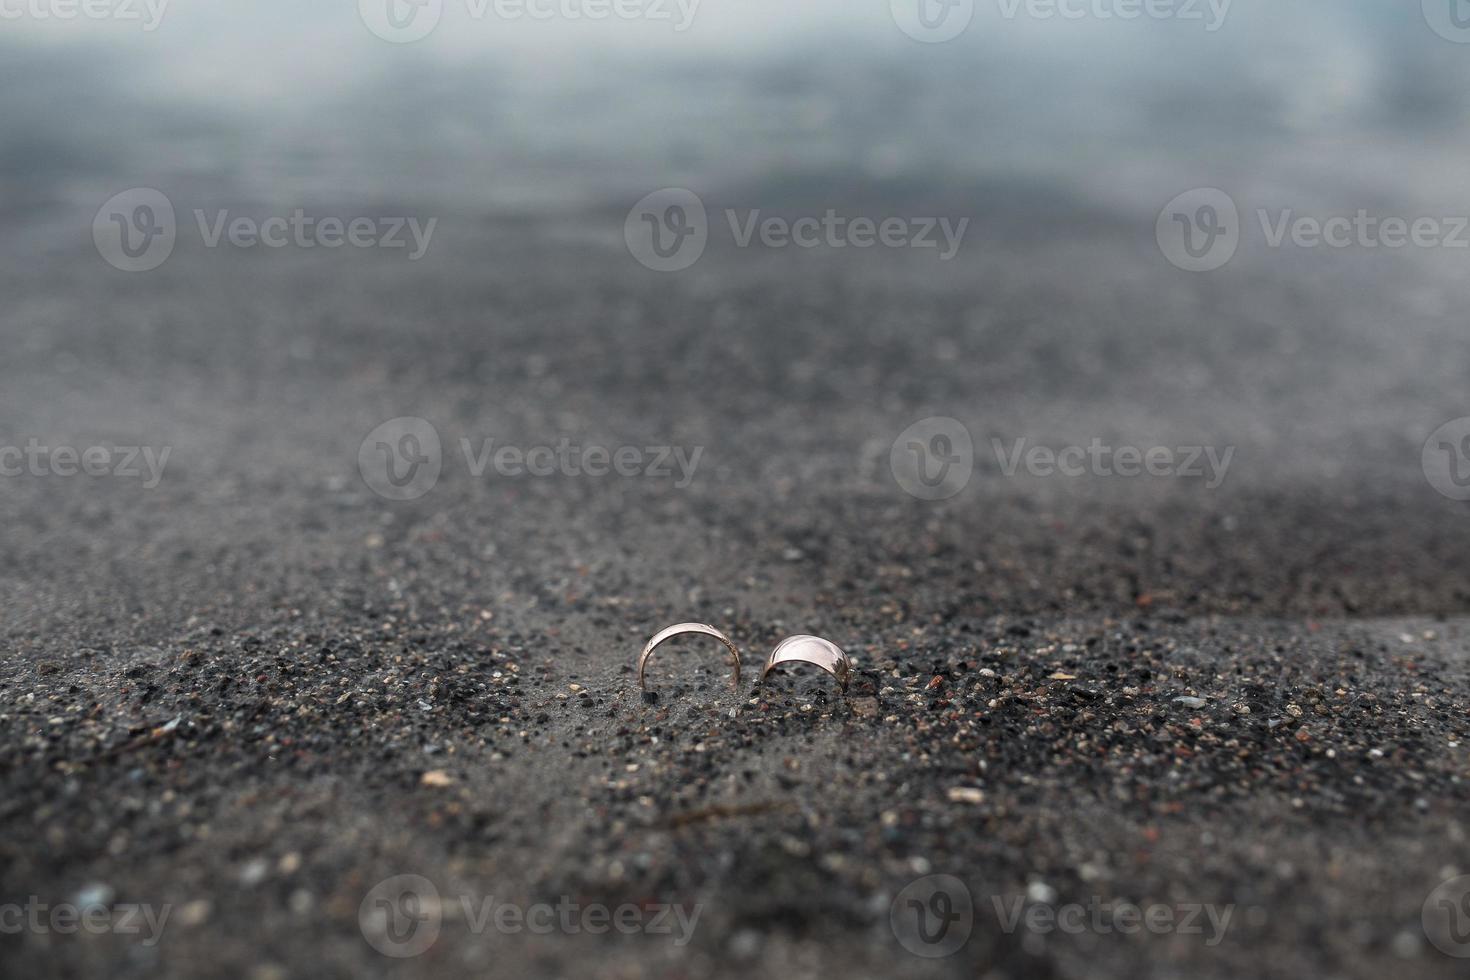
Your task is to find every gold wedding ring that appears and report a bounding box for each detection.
[759,635,851,692]
[637,623,742,691]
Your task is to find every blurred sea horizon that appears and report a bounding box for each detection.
[5,0,1469,228]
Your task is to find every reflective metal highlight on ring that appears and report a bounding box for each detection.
[759,635,851,693]
[637,623,742,691]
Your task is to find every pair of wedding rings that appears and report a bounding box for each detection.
[636,623,851,694]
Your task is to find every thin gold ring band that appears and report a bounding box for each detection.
[637,623,742,691]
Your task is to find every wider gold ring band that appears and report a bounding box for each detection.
[759,634,851,693]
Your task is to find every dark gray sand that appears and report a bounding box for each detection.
[3,215,1469,978]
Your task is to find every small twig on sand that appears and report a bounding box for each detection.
[92,716,182,763]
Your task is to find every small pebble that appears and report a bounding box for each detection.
[177,900,212,926]
[75,883,114,909]
[239,858,270,887]
[947,786,985,804]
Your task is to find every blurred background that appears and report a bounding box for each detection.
[6,1,1470,220]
